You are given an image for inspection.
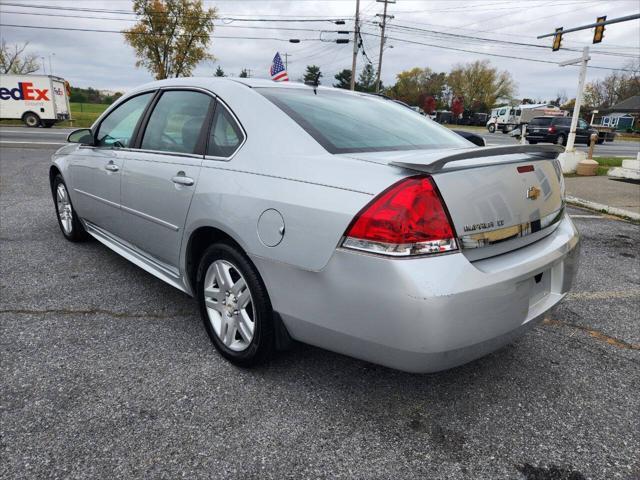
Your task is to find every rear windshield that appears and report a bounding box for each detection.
[529,117,552,126]
[257,87,469,154]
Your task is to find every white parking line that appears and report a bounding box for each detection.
[0,141,66,145]
[569,214,603,219]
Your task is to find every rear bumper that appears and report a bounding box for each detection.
[253,213,580,373]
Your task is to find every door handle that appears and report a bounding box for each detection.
[172,173,194,186]
[105,163,119,172]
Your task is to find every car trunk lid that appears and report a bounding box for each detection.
[345,145,565,261]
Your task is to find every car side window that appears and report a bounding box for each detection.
[95,92,154,148]
[207,103,244,158]
[578,119,588,129]
[141,90,212,154]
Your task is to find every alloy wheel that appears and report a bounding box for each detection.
[203,259,255,352]
[56,183,73,234]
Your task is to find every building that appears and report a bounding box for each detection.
[597,95,640,131]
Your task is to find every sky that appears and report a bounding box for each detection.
[1,0,638,101]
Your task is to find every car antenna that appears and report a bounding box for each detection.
[304,72,321,94]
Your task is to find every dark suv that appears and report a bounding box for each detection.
[525,116,600,145]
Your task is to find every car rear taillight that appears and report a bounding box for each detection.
[342,175,458,257]
[548,126,556,133]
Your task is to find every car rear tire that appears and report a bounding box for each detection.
[528,140,537,144]
[197,243,274,367]
[23,112,41,128]
[53,174,89,242]
[597,139,604,145]
[555,134,566,146]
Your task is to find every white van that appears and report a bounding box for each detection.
[0,74,71,127]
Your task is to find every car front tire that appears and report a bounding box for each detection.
[197,243,274,367]
[487,124,495,133]
[53,175,89,242]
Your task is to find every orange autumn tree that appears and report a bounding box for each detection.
[123,0,217,80]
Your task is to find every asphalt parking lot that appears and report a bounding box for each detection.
[1,138,639,479]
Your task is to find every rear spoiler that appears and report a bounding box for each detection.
[390,144,564,174]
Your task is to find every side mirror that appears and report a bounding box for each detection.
[67,128,94,146]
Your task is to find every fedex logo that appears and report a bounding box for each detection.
[0,82,50,101]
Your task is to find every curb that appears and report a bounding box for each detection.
[566,195,640,221]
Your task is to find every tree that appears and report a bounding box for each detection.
[334,69,353,89]
[583,60,640,109]
[357,63,377,92]
[303,65,322,85]
[451,96,464,121]
[214,65,225,77]
[239,68,248,78]
[447,60,515,112]
[123,0,217,80]
[0,40,39,74]
[388,67,446,106]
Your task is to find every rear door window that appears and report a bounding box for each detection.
[206,103,245,158]
[96,92,154,148]
[141,90,212,154]
[529,117,552,126]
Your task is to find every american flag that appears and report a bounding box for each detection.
[270,52,289,82]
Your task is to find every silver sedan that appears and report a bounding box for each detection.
[50,78,579,372]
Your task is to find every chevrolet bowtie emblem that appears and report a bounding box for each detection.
[526,186,541,200]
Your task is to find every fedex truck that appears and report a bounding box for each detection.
[0,74,71,127]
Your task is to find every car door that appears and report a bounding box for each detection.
[118,89,214,271]
[68,91,155,236]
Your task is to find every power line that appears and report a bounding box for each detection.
[0,2,349,23]
[380,22,638,58]
[0,23,322,42]
[360,31,635,72]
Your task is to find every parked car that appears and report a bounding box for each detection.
[525,116,601,145]
[50,78,579,373]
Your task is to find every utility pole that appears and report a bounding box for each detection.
[350,0,360,91]
[282,53,292,70]
[560,46,590,152]
[375,0,395,93]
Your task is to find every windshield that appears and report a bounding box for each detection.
[257,88,469,154]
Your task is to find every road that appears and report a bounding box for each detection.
[1,134,639,479]
[1,125,639,157]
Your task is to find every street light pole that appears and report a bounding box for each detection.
[350,0,360,91]
[562,46,590,152]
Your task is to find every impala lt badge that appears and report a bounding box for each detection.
[527,186,541,200]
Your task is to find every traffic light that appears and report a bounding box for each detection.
[552,27,563,51]
[593,16,606,43]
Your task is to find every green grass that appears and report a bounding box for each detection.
[0,102,109,128]
[593,156,623,176]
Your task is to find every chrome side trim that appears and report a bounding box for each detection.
[75,188,179,232]
[74,188,120,208]
[459,208,564,249]
[120,204,180,232]
[84,221,187,293]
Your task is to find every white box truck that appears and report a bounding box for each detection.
[486,104,565,133]
[0,74,71,127]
